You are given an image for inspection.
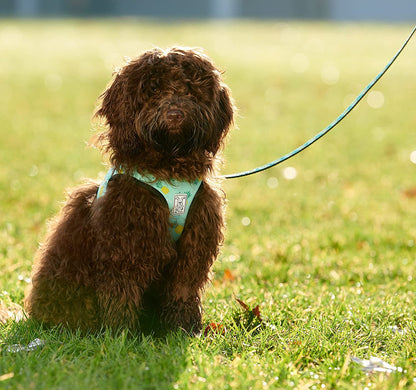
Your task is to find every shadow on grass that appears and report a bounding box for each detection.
[1,318,191,389]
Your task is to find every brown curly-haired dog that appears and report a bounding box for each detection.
[24,47,234,334]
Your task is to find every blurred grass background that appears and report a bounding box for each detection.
[0,20,416,389]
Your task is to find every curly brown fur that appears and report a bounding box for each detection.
[24,47,234,335]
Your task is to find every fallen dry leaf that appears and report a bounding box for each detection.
[236,298,263,322]
[252,305,262,321]
[235,298,249,311]
[223,269,236,281]
[0,373,14,382]
[403,187,416,198]
[204,322,225,337]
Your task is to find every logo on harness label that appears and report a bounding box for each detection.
[171,194,188,216]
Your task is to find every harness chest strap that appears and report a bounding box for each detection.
[96,168,202,241]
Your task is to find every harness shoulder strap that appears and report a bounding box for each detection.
[96,168,202,241]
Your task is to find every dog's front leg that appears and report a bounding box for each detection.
[91,176,175,332]
[96,283,145,331]
[161,184,225,334]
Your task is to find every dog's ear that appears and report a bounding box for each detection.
[95,73,127,127]
[218,85,234,132]
[94,71,142,166]
[210,84,234,154]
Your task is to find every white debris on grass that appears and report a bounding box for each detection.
[0,300,25,324]
[388,325,407,335]
[6,338,46,353]
[351,356,402,374]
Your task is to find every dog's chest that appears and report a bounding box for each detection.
[97,168,202,241]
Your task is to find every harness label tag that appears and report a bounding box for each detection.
[171,194,188,216]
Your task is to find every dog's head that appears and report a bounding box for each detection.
[95,47,234,171]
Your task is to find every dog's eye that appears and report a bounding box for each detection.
[149,80,160,94]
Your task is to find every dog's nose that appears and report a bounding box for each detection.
[167,109,184,122]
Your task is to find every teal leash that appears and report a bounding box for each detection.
[224,25,416,180]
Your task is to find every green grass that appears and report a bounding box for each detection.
[1,19,416,389]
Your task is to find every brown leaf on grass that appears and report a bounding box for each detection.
[235,298,249,310]
[223,269,236,281]
[403,187,416,198]
[204,322,225,337]
[252,305,263,321]
[235,298,263,322]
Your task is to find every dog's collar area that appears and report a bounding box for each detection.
[96,167,202,241]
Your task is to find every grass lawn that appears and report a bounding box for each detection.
[1,19,416,389]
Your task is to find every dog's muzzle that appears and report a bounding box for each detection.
[166,109,184,129]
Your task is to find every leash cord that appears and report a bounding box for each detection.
[223,25,416,180]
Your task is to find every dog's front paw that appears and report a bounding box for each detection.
[161,296,202,335]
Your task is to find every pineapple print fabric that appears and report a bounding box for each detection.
[97,168,202,241]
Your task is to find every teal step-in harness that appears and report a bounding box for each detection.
[96,168,202,241]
